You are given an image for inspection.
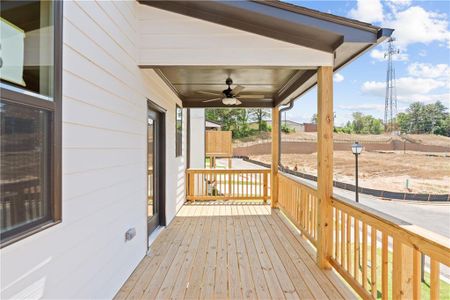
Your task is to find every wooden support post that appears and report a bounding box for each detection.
[271,106,280,208]
[263,172,268,203]
[188,171,194,201]
[316,66,333,269]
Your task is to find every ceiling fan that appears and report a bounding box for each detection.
[198,78,265,106]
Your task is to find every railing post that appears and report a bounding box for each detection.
[271,106,280,208]
[316,66,333,269]
[187,171,194,201]
[263,172,268,203]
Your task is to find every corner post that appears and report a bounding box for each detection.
[271,106,280,208]
[316,66,333,269]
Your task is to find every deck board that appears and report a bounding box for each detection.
[115,202,357,300]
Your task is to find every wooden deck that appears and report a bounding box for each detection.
[115,202,356,299]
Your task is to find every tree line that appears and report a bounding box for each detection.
[206,101,449,138]
[396,101,449,136]
[323,101,449,136]
[206,108,270,138]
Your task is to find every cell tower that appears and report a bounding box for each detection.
[384,37,399,132]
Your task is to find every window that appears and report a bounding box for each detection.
[0,0,62,246]
[176,105,182,157]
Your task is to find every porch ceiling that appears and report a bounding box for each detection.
[139,1,393,108]
[153,66,314,108]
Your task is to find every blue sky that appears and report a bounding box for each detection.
[282,0,450,126]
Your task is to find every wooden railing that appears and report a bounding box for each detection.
[277,172,450,300]
[330,195,450,300]
[186,169,270,201]
[278,173,318,246]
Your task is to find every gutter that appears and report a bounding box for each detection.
[278,101,295,167]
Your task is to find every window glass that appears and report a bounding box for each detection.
[0,0,54,98]
[176,105,183,157]
[0,100,51,239]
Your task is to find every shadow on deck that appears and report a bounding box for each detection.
[115,201,356,299]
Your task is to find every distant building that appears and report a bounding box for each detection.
[303,123,317,132]
[205,120,222,131]
[252,120,317,132]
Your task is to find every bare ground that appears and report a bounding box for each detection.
[235,132,450,147]
[252,151,450,194]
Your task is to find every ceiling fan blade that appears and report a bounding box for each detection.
[197,91,222,96]
[232,85,245,96]
[202,98,222,103]
[237,94,265,99]
[235,99,242,105]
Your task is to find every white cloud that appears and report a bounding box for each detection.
[348,0,384,23]
[338,104,385,112]
[407,63,450,78]
[401,93,450,104]
[384,6,450,49]
[361,77,446,98]
[386,0,412,12]
[370,48,408,62]
[388,0,411,7]
[333,73,344,83]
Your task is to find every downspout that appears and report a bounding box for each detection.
[278,101,295,171]
[186,108,191,169]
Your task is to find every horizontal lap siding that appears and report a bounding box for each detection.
[1,1,185,299]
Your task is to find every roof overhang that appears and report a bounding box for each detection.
[139,0,393,108]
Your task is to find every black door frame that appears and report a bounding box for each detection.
[147,99,166,239]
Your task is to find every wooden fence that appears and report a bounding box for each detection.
[186,169,270,201]
[277,172,450,300]
[205,130,232,158]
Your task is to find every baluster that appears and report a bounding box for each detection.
[382,233,389,300]
[430,259,440,300]
[354,219,360,282]
[347,214,352,274]
[371,227,377,298]
[362,223,368,291]
[413,249,421,300]
[340,211,345,267]
[334,208,339,260]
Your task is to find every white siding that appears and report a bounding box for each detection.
[189,109,206,168]
[1,1,185,299]
[138,5,333,67]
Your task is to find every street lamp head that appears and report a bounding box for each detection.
[352,141,363,155]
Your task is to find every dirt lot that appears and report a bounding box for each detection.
[235,132,450,147]
[252,151,450,194]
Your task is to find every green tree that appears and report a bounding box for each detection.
[248,108,270,131]
[396,101,449,135]
[205,108,255,138]
[337,112,384,134]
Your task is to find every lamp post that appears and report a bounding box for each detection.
[352,141,363,203]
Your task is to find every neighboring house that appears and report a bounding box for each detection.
[303,122,318,132]
[253,120,313,132]
[205,119,222,131]
[280,120,304,132]
[0,1,395,299]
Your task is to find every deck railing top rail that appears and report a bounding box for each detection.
[277,171,449,300]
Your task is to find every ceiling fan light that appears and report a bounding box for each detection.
[222,97,236,105]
